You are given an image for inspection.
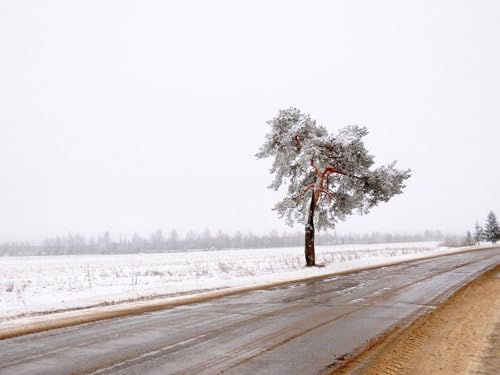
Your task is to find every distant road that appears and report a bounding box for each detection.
[1,248,499,375]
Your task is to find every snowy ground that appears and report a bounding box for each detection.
[0,242,480,321]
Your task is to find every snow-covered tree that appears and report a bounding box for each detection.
[256,108,411,266]
[465,230,473,246]
[483,211,499,244]
[474,221,483,245]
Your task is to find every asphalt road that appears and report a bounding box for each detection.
[1,248,499,375]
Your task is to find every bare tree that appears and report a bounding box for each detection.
[474,221,483,245]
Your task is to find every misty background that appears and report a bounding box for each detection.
[1,1,499,244]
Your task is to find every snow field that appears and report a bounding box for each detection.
[0,242,452,320]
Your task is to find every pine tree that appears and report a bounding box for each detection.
[256,108,411,266]
[483,211,499,244]
[465,230,473,246]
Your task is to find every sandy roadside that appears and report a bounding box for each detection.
[330,264,500,374]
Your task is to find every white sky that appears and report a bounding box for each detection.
[1,1,499,242]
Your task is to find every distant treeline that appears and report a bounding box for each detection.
[0,229,456,256]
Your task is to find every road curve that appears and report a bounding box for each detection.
[0,248,499,375]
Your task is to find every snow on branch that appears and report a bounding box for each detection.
[256,107,411,231]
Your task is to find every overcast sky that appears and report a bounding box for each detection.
[1,1,499,242]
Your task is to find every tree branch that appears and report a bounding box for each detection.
[293,135,301,148]
[319,188,334,200]
[310,159,320,177]
[292,183,315,201]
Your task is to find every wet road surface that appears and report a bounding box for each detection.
[1,248,499,375]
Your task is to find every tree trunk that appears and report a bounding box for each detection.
[305,190,316,267]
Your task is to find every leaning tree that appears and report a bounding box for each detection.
[256,108,411,266]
